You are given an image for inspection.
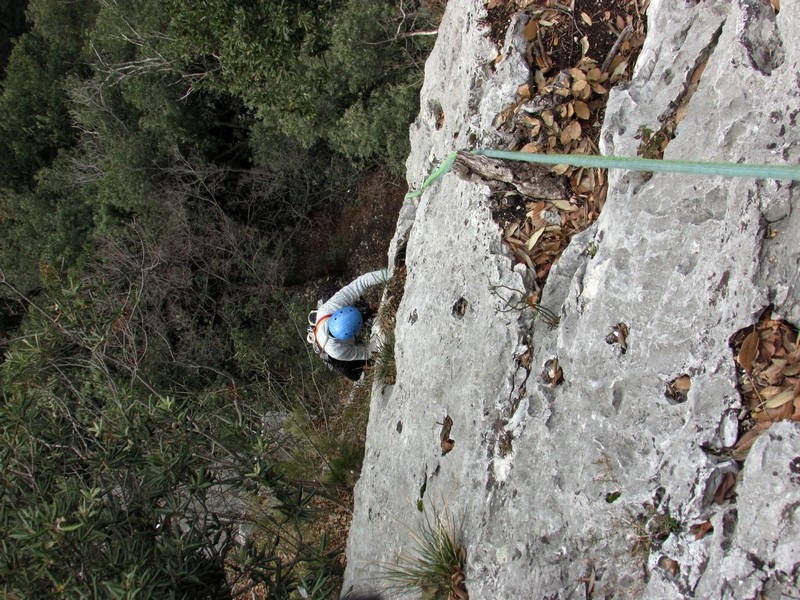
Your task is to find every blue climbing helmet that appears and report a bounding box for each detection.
[328,306,363,340]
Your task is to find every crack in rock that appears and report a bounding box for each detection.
[740,0,785,75]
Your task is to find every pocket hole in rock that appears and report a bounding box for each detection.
[452,297,468,318]
[664,374,691,404]
[430,100,444,130]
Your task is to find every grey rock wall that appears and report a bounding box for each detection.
[343,0,800,598]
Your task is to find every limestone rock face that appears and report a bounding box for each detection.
[343,0,800,598]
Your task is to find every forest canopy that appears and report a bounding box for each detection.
[0,0,439,596]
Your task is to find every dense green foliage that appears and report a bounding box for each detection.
[0,1,30,76]
[0,0,440,597]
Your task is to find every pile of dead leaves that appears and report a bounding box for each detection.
[488,0,647,292]
[731,311,800,461]
[503,196,592,289]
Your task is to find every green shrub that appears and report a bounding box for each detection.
[328,78,420,172]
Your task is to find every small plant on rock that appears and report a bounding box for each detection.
[372,265,406,385]
[373,328,397,385]
[626,504,681,559]
[379,504,469,599]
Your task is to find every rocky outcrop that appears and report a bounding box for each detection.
[343,0,800,598]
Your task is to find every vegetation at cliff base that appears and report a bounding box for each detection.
[0,0,441,597]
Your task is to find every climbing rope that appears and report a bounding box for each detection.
[404,149,800,200]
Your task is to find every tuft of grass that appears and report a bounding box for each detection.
[373,328,396,385]
[371,264,405,385]
[626,505,681,559]
[379,505,469,600]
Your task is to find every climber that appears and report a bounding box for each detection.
[307,268,388,380]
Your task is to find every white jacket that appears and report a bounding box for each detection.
[315,269,387,361]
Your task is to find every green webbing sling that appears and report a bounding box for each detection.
[404,149,800,200]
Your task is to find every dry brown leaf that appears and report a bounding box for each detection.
[596,182,608,211]
[783,328,798,351]
[691,520,714,540]
[535,53,550,70]
[566,120,582,140]
[526,227,545,251]
[609,54,626,73]
[760,360,787,385]
[580,36,590,56]
[763,388,795,410]
[755,400,794,423]
[737,330,759,374]
[783,362,800,377]
[791,338,800,362]
[690,60,708,86]
[569,67,587,81]
[606,323,629,353]
[440,415,455,456]
[450,568,469,600]
[573,100,591,120]
[520,142,539,153]
[616,14,626,29]
[527,201,545,217]
[580,11,592,26]
[714,471,736,504]
[586,67,605,82]
[572,79,589,97]
[612,60,629,79]
[759,337,776,362]
[542,357,563,385]
[673,375,691,392]
[441,438,455,455]
[514,248,535,272]
[524,19,539,40]
[517,83,531,98]
[657,556,680,577]
[732,421,771,461]
[440,415,453,438]
[572,166,584,187]
[759,385,785,399]
[550,199,579,212]
[576,178,592,194]
[504,221,520,238]
[551,164,570,175]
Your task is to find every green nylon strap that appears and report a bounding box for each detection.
[404,149,800,200]
[404,151,458,200]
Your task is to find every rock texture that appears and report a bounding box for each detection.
[343,0,800,598]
